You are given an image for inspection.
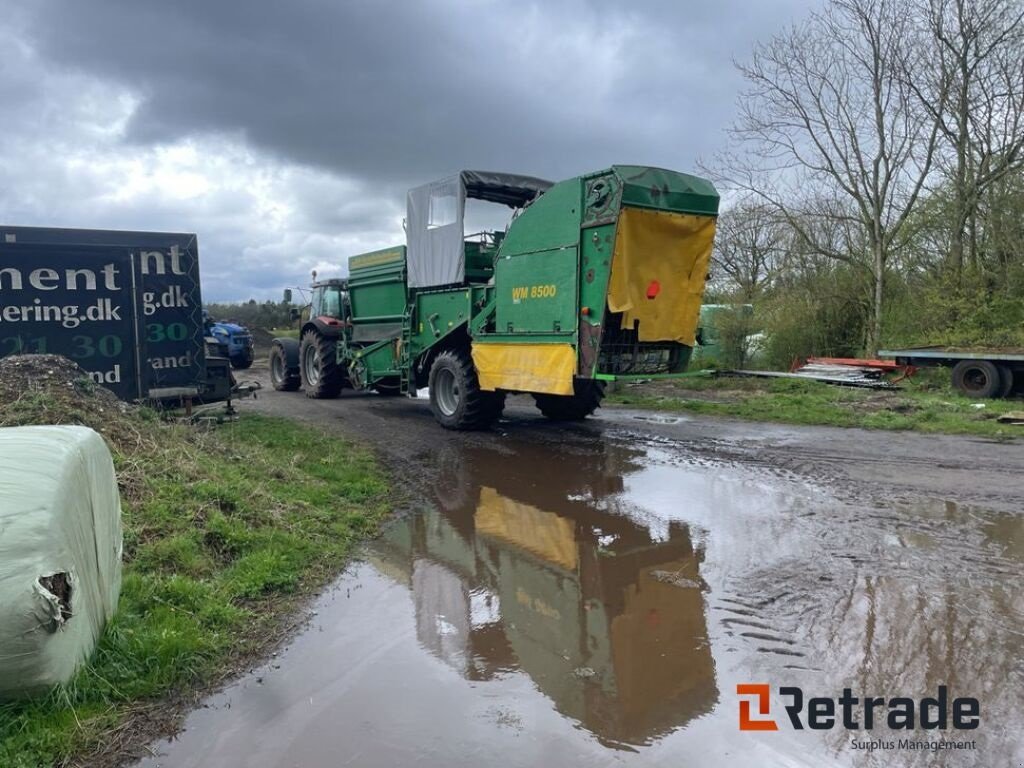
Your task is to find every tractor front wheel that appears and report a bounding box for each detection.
[534,380,606,421]
[428,349,504,430]
[300,330,343,398]
[269,342,300,392]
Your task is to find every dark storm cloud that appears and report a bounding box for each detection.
[2,0,817,300]
[25,0,814,185]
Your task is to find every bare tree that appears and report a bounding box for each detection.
[711,201,787,300]
[911,0,1024,282]
[710,0,941,354]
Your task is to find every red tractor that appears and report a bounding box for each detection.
[268,279,347,398]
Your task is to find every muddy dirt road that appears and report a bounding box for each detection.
[139,370,1024,768]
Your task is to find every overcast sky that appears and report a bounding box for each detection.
[0,0,814,301]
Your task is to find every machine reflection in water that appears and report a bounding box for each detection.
[368,439,718,748]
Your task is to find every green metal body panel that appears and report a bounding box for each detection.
[327,166,719,395]
[409,289,473,351]
[498,179,581,256]
[463,236,501,283]
[494,247,578,335]
[348,337,402,389]
[346,246,407,327]
[576,223,616,377]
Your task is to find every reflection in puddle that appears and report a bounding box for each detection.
[135,430,1024,768]
[371,472,717,748]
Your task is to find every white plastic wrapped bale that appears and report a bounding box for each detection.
[0,425,123,699]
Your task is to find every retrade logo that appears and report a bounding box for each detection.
[737,684,778,731]
[736,684,980,732]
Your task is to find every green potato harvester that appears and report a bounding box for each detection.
[269,165,719,429]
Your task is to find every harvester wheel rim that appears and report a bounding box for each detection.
[434,367,460,416]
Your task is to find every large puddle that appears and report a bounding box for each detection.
[138,430,1023,767]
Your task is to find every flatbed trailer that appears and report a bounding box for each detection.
[878,346,1024,398]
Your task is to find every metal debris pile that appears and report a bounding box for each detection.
[734,357,908,389]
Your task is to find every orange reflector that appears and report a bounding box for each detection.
[581,306,590,316]
[646,280,661,299]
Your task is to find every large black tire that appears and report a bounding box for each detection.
[533,380,606,421]
[997,365,1015,398]
[951,359,1002,399]
[269,343,300,392]
[428,348,504,430]
[300,330,343,399]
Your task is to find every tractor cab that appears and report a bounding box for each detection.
[309,278,349,322]
[406,170,552,289]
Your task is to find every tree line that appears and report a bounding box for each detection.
[706,0,1024,365]
[204,299,294,331]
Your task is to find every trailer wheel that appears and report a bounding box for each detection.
[269,343,301,392]
[1011,370,1024,397]
[951,360,1002,399]
[997,365,1015,398]
[300,330,343,399]
[428,349,503,430]
[534,380,606,421]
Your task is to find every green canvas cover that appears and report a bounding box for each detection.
[612,165,720,216]
[0,426,123,699]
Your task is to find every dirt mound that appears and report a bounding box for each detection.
[0,354,140,452]
[249,327,282,353]
[0,353,118,399]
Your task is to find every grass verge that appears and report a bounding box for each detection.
[0,367,388,768]
[605,371,1023,438]
[266,327,300,340]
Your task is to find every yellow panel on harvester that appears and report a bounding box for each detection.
[472,342,576,395]
[607,208,716,344]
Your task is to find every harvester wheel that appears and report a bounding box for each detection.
[300,330,343,399]
[269,342,300,392]
[428,349,503,430]
[533,380,606,421]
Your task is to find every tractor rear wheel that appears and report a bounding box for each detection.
[534,380,606,421]
[269,343,300,392]
[951,360,1002,399]
[428,349,504,430]
[300,330,343,398]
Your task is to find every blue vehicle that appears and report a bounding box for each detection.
[202,310,255,370]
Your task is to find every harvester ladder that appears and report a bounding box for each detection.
[399,303,414,395]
